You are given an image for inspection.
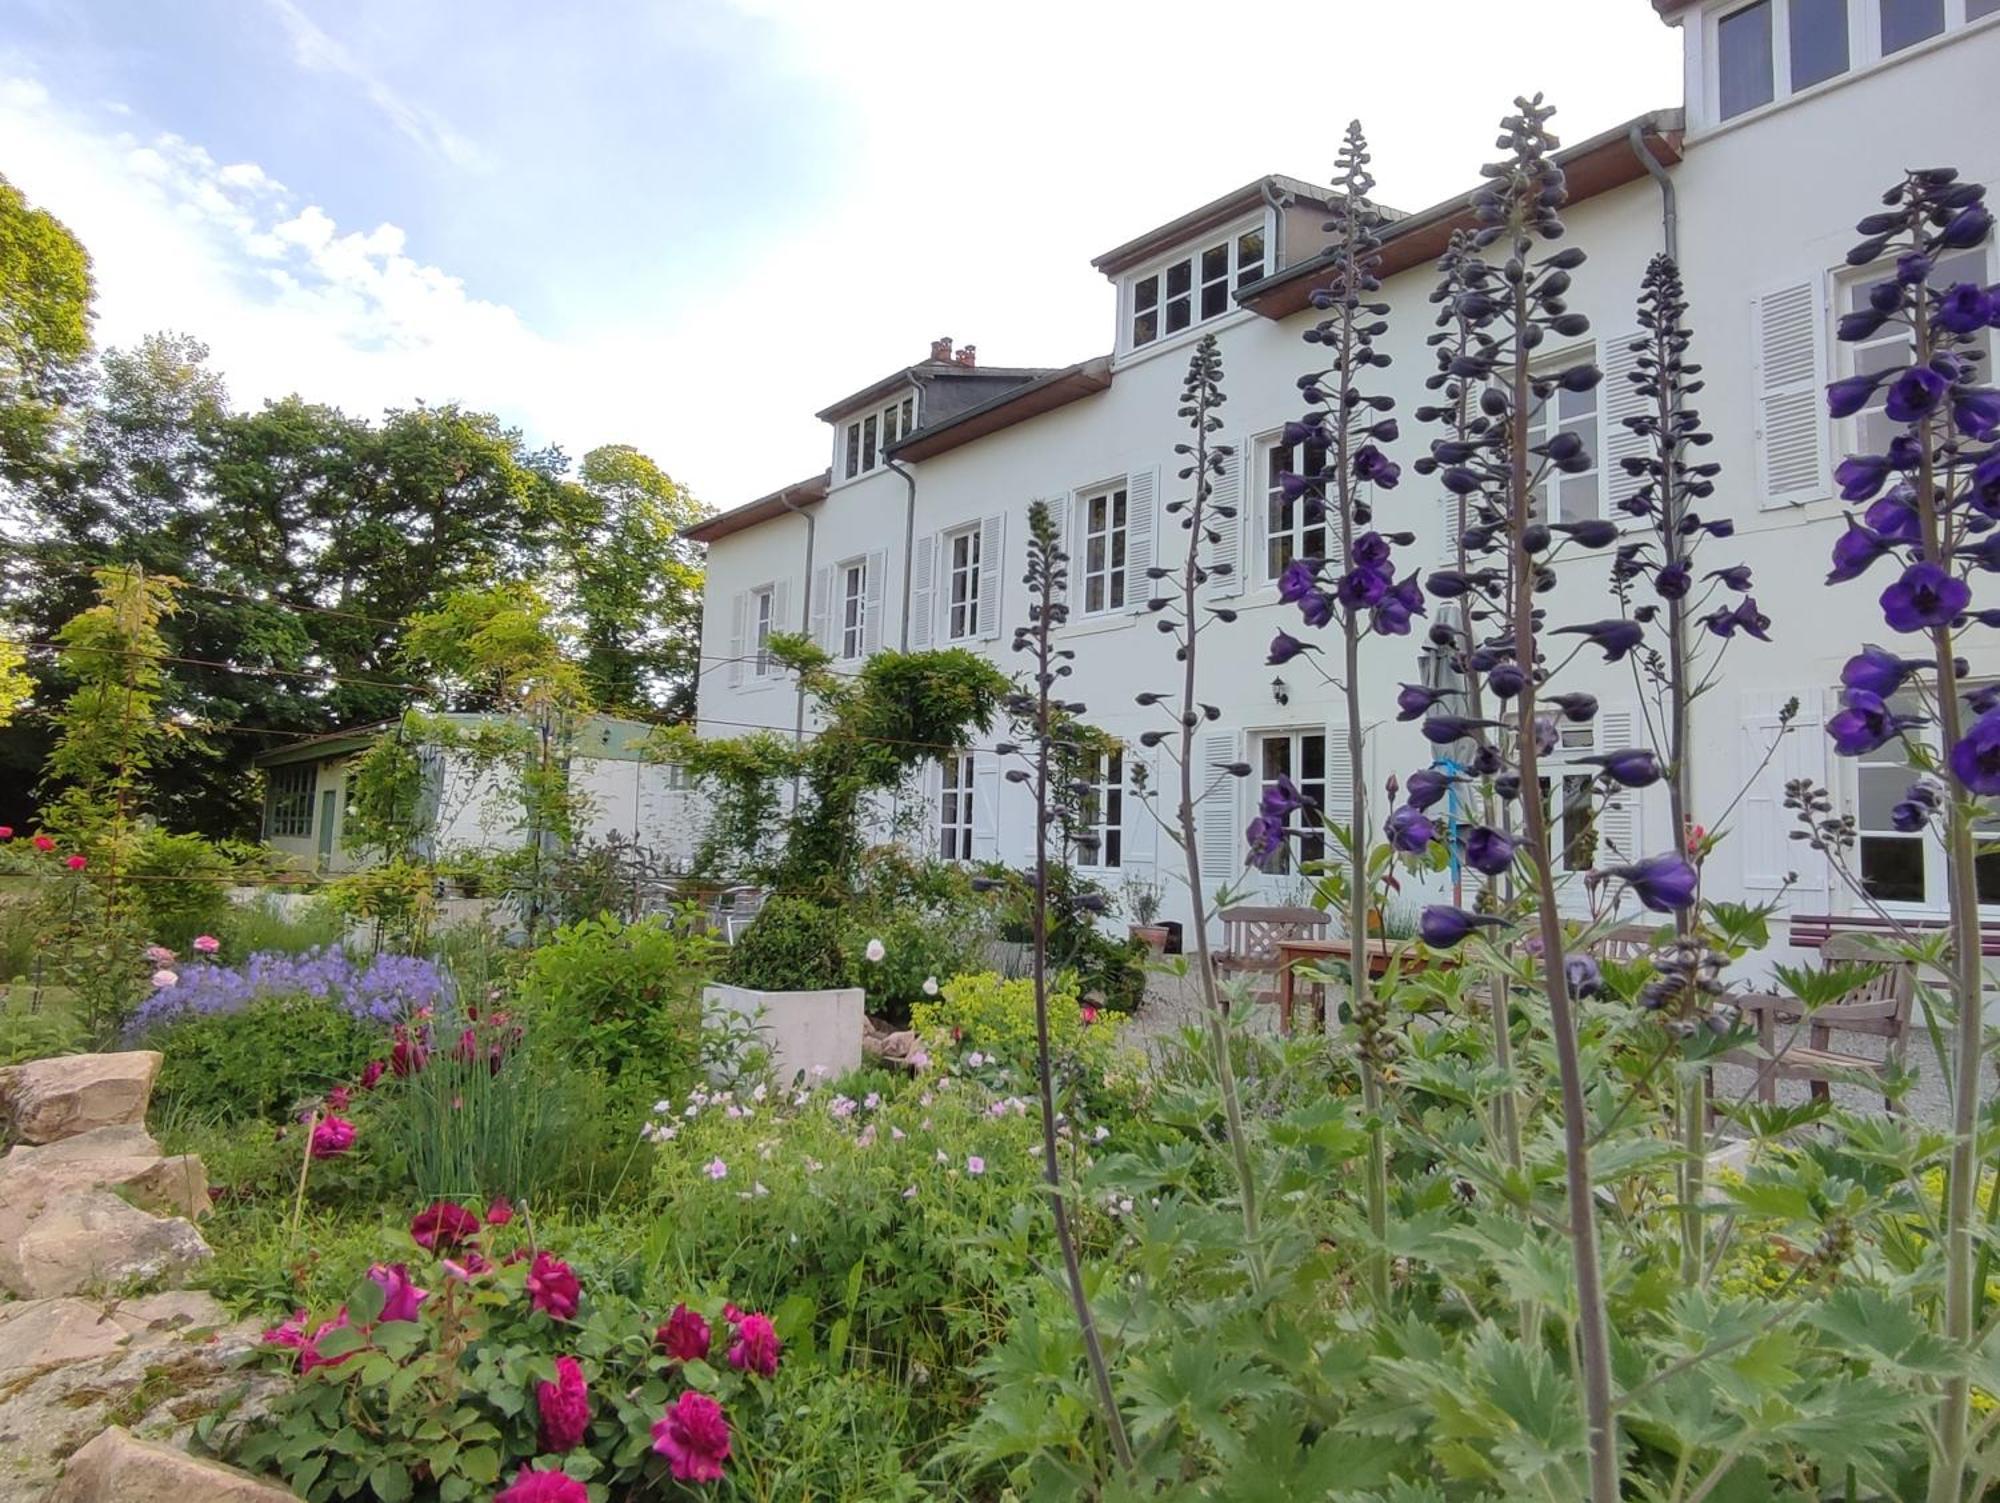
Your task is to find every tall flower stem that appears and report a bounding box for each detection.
[1014,502,1136,1479]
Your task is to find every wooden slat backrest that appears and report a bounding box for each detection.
[1217,905,1329,969]
[1815,933,1916,1032]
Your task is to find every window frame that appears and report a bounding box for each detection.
[943,523,982,642]
[1833,244,1994,460]
[751,585,776,678]
[1077,483,1130,616]
[1073,750,1125,870]
[1848,683,2000,913]
[838,559,867,661]
[1525,344,1603,525]
[834,390,918,484]
[266,762,318,839]
[1252,728,1327,876]
[1259,431,1330,585]
[939,751,976,863]
[1125,213,1268,354]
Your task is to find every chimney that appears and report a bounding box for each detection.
[953,343,977,368]
[929,336,954,363]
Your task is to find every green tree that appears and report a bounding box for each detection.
[0,172,93,483]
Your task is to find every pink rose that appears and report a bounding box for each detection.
[527,1251,580,1320]
[496,1466,588,1503]
[358,1059,384,1090]
[192,933,220,954]
[326,1086,351,1111]
[366,1262,426,1323]
[31,835,53,853]
[725,1310,780,1377]
[651,1391,731,1483]
[309,1116,356,1159]
[409,1200,480,1251]
[656,1303,711,1362]
[536,1354,591,1453]
[65,855,86,871]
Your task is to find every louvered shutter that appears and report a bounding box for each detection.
[1751,278,1830,509]
[726,591,746,688]
[1123,747,1158,868]
[1124,468,1157,612]
[976,514,1005,640]
[1046,494,1069,607]
[1196,730,1245,883]
[1593,704,1645,865]
[809,566,831,651]
[1437,492,1466,569]
[1322,726,1356,833]
[972,752,1000,860]
[862,550,886,655]
[909,534,936,649]
[771,578,791,636]
[1740,688,1827,897]
[1206,439,1244,598]
[1599,328,1652,517]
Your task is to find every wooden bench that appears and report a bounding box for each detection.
[1215,905,1329,1018]
[1787,912,2000,957]
[1714,934,1916,1114]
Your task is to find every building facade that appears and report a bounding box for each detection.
[686,0,2000,960]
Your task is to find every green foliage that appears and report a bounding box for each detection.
[516,914,713,1098]
[0,170,93,480]
[218,894,348,958]
[725,897,849,992]
[150,992,380,1124]
[125,827,236,951]
[912,971,1126,1080]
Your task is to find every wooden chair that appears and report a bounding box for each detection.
[1214,905,1329,1016]
[1589,923,1663,963]
[1714,933,1916,1113]
[711,886,766,944]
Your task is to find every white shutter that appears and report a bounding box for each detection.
[1739,688,1828,897]
[976,514,1005,640]
[1594,704,1645,864]
[1122,747,1158,869]
[809,566,831,651]
[1046,495,1069,607]
[862,550,886,656]
[1124,468,1157,611]
[909,534,936,649]
[1196,730,1245,881]
[972,752,1000,861]
[1600,328,1652,518]
[1323,726,1356,831]
[726,591,746,688]
[772,578,791,636]
[1206,438,1243,598]
[1751,278,1830,509]
[1437,492,1465,569]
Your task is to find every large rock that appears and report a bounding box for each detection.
[49,1426,296,1502]
[0,1128,210,1220]
[0,1052,161,1146]
[0,1189,210,1299]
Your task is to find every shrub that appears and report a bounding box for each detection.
[842,910,985,1026]
[218,894,348,958]
[911,970,1124,1077]
[517,914,713,1098]
[723,898,846,991]
[152,991,381,1123]
[126,828,235,953]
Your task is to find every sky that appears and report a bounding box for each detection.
[0,1,1682,511]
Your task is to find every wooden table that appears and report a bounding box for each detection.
[1274,936,1421,1035]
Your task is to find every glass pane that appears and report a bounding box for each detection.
[1302,734,1326,781]
[862,415,876,469]
[1860,835,1926,903]
[1979,851,2000,905]
[1559,385,1595,420]
[1973,0,2000,18]
[1881,0,1944,52]
[1166,296,1191,334]
[1718,1,1775,120]
[1237,228,1265,281]
[1201,282,1229,319]
[1790,0,1848,88]
[1133,310,1158,346]
[1858,765,1906,828]
[1134,276,1158,311]
[1165,260,1191,297]
[1202,244,1229,283]
[1559,474,1598,523]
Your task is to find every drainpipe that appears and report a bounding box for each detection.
[1628,119,1679,263]
[887,456,918,650]
[1261,179,1288,271]
[777,493,817,811]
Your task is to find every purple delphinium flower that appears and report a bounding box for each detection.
[1937,282,1995,335]
[1880,562,1971,633]
[1827,371,1888,418]
[1836,455,1894,502]
[1826,688,1925,756]
[1267,631,1314,665]
[1884,364,1949,423]
[1277,558,1318,603]
[1421,715,1497,745]
[1550,619,1645,662]
[1600,854,1699,914]
[1948,708,2000,795]
[1245,813,1287,867]
[1354,445,1400,488]
[1418,905,1508,949]
[1404,767,1451,810]
[1385,804,1436,854]
[1578,748,1662,788]
[1700,597,1772,641]
[1564,954,1606,1000]
[1548,692,1598,723]
[1396,683,1450,721]
[1653,559,1692,600]
[1461,825,1518,876]
[1954,388,2000,441]
[1827,520,1894,583]
[1841,644,1921,698]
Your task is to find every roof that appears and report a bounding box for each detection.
[1651,0,1695,15]
[254,712,676,768]
[888,356,1114,463]
[1235,110,1685,322]
[1091,173,1345,278]
[813,361,1056,424]
[680,470,830,545]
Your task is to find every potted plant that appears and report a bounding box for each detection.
[1122,876,1169,954]
[704,896,864,1083]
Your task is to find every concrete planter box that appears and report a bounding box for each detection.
[703,984,864,1085]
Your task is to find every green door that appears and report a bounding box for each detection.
[317,788,338,870]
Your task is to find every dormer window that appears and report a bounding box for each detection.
[838,392,917,481]
[1128,225,1266,351]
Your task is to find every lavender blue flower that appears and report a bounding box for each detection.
[127,947,449,1039]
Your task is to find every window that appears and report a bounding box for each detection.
[1527,355,1601,523]
[839,560,867,661]
[1719,1,1776,119]
[1882,0,1945,51]
[1264,435,1329,581]
[267,763,316,838]
[1853,686,2000,906]
[1254,730,1325,875]
[1079,485,1128,614]
[1839,246,1991,457]
[752,586,775,677]
[944,525,981,641]
[939,752,976,862]
[1531,773,1603,873]
[1129,223,1266,349]
[1791,0,1850,88]
[1974,0,2000,19]
[1074,751,1125,868]
[837,392,916,481]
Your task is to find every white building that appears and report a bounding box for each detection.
[686,1,2000,961]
